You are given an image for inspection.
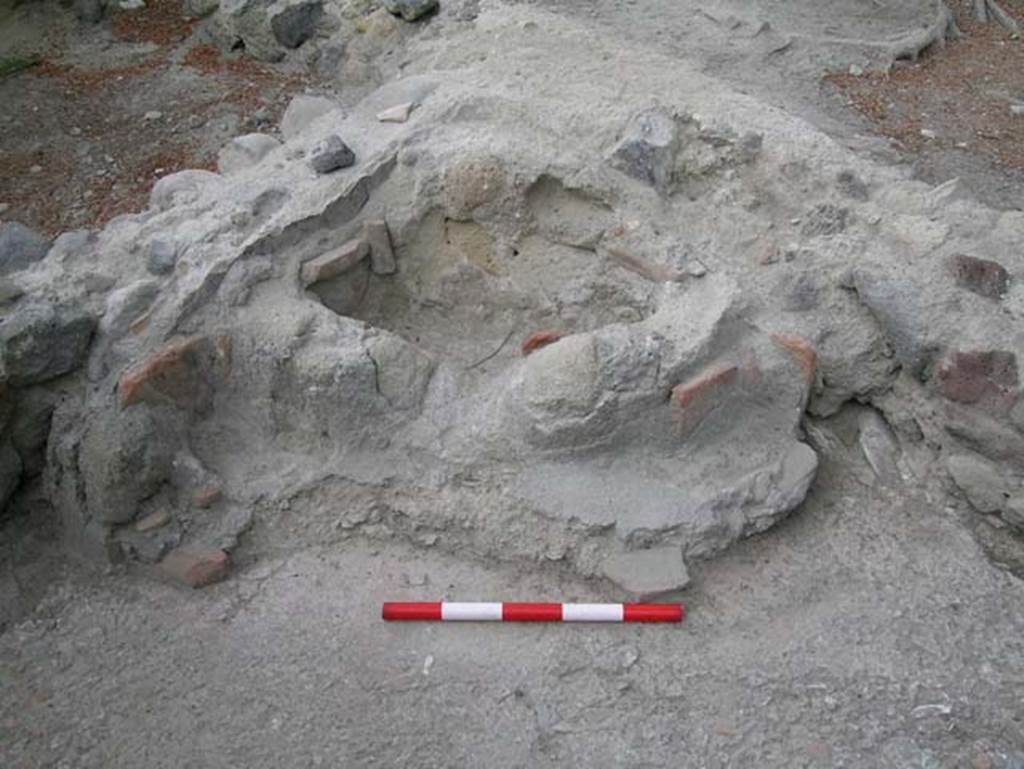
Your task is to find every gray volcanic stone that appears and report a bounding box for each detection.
[147,240,178,275]
[0,222,51,276]
[271,0,323,48]
[317,39,347,77]
[0,302,95,386]
[383,0,438,22]
[609,108,678,193]
[309,135,355,174]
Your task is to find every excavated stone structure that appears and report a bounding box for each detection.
[1,2,1022,594]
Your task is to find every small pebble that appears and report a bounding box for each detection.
[29,165,42,174]
[309,134,356,174]
[377,102,415,123]
[686,258,708,277]
[147,239,178,275]
[250,108,271,127]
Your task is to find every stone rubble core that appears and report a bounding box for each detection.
[1,3,1022,593]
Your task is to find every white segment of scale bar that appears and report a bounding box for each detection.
[562,604,624,622]
[441,602,504,621]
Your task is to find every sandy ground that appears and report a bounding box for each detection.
[2,410,1023,767]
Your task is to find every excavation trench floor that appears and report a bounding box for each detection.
[2,435,1023,767]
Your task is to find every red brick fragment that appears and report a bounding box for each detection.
[757,242,780,266]
[604,246,682,282]
[134,509,171,533]
[118,334,232,410]
[194,485,222,509]
[950,254,1009,300]
[300,239,369,287]
[770,333,818,386]
[158,548,230,589]
[937,350,1018,413]
[671,365,738,409]
[522,330,565,356]
[671,364,739,435]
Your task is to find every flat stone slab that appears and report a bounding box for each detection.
[514,441,818,559]
[602,546,689,599]
[377,103,415,123]
[158,548,231,589]
[301,239,369,286]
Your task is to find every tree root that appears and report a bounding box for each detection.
[975,0,1021,32]
[887,0,962,64]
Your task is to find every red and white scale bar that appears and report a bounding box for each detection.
[382,602,684,623]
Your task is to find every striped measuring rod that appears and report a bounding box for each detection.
[382,602,684,623]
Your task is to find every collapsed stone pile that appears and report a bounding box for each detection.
[1,2,1021,594]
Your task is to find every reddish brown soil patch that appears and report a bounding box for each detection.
[828,0,1024,170]
[183,44,309,112]
[91,145,216,228]
[0,7,318,238]
[34,58,167,91]
[111,0,199,46]
[0,152,80,237]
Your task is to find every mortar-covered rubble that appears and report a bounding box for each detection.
[2,5,1022,590]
